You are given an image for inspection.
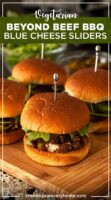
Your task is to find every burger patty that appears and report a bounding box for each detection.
[30,134,87,153]
[0,117,20,134]
[29,84,64,96]
[90,115,108,122]
[87,101,110,122]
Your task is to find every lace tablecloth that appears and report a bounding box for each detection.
[0,171,57,200]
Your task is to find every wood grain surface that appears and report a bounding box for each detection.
[0,133,110,197]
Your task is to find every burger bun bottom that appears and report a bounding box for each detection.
[24,135,90,166]
[89,119,110,134]
[0,129,24,145]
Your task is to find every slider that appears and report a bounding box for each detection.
[65,68,110,133]
[0,79,27,144]
[10,58,67,96]
[21,93,90,166]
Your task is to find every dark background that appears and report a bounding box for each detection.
[0,0,111,17]
[0,0,110,77]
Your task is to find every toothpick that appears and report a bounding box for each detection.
[53,73,59,101]
[95,45,101,72]
[41,43,44,59]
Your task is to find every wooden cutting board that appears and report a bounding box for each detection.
[0,133,110,197]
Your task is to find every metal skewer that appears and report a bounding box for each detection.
[95,45,101,72]
[53,73,59,101]
[41,43,44,59]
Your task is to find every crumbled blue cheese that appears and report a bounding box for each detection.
[45,143,59,152]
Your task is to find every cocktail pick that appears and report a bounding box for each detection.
[53,73,59,101]
[41,43,44,59]
[95,45,101,72]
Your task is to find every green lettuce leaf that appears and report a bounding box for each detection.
[69,125,88,139]
[90,112,108,117]
[38,143,43,148]
[24,129,50,142]
[69,133,75,140]
[26,139,32,146]
[7,76,16,81]
[78,126,88,137]
[0,116,20,131]
[95,102,110,113]
[28,84,32,97]
[27,83,37,97]
[87,102,110,117]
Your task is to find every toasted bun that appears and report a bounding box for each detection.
[0,129,24,145]
[89,119,110,133]
[65,68,110,103]
[21,93,90,134]
[24,135,90,166]
[12,58,67,85]
[0,79,27,117]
